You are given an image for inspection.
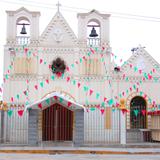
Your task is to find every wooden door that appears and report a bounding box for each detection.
[42,103,73,141]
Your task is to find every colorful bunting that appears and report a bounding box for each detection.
[18,110,24,116]
[7,110,13,117]
[38,103,42,109]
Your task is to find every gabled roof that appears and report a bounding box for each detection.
[77,9,110,18]
[25,92,84,111]
[120,46,160,75]
[39,11,78,46]
[6,7,40,15]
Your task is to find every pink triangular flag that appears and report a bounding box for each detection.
[34,85,38,90]
[148,74,152,80]
[96,104,100,109]
[56,72,62,77]
[77,82,81,88]
[23,90,27,95]
[11,97,14,102]
[139,69,142,74]
[18,110,24,116]
[153,68,155,73]
[46,79,49,84]
[53,96,58,100]
[122,109,127,115]
[48,65,51,69]
[68,102,72,107]
[40,59,43,64]
[66,77,70,82]
[100,109,105,115]
[0,88,2,92]
[89,89,93,96]
[38,103,42,109]
[83,56,86,61]
[130,64,132,68]
[142,110,146,116]
[24,48,28,53]
[104,97,107,102]
[66,66,70,71]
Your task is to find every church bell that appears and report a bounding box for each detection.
[20,24,27,34]
[89,27,98,37]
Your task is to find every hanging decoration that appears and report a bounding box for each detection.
[3,45,160,117]
[51,57,66,77]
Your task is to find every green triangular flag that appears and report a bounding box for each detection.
[5,74,9,80]
[71,64,74,68]
[134,66,138,72]
[108,98,114,105]
[80,58,82,63]
[7,110,13,117]
[133,84,136,90]
[16,94,20,100]
[83,86,89,92]
[72,80,76,85]
[25,101,29,105]
[9,65,12,69]
[59,97,63,103]
[90,108,95,111]
[101,102,105,107]
[45,99,50,105]
[51,75,55,80]
[96,93,100,99]
[40,82,44,87]
[133,109,139,117]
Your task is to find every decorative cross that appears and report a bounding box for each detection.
[56,1,61,12]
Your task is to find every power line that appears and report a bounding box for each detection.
[1,0,160,22]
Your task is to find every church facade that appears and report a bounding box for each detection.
[1,7,160,146]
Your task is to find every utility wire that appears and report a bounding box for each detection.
[1,0,160,22]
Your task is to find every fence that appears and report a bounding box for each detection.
[0,106,160,146]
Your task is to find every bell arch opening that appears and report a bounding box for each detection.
[87,19,100,46]
[130,96,147,129]
[16,17,30,45]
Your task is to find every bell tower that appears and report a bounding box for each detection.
[77,10,111,74]
[6,7,40,46]
[77,9,110,47]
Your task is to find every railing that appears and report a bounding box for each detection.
[16,36,30,45]
[87,38,100,47]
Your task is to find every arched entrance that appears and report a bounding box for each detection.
[130,96,147,129]
[42,103,73,141]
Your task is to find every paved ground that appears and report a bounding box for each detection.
[0,154,160,160]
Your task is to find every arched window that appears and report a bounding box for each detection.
[130,96,147,129]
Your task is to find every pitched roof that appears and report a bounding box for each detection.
[39,11,77,46]
[120,46,160,75]
[25,92,84,111]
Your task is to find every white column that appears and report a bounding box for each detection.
[120,111,126,144]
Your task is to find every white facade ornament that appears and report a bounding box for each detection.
[53,28,63,42]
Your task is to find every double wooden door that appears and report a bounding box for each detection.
[42,104,73,141]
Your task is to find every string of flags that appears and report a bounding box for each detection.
[1,45,160,117]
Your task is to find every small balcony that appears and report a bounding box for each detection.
[87,38,100,47]
[16,36,30,45]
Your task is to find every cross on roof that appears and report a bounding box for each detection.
[56,1,61,12]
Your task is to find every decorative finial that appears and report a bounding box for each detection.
[56,1,61,12]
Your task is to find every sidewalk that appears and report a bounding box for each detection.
[0,145,160,154]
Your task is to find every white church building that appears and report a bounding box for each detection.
[1,6,160,146]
